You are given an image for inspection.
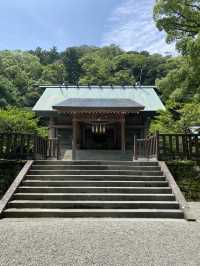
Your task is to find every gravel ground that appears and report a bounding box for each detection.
[0,203,200,266]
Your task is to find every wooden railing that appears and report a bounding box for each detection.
[33,135,48,159]
[133,134,158,160]
[0,133,34,159]
[0,133,60,160]
[47,138,60,160]
[158,133,200,160]
[133,133,200,161]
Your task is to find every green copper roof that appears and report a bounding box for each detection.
[32,85,165,112]
[53,98,144,109]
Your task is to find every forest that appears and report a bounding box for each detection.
[0,46,175,107]
[0,0,200,133]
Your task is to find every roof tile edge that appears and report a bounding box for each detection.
[38,85,157,89]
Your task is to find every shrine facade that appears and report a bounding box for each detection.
[33,85,165,160]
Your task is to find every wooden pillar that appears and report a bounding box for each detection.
[114,125,117,146]
[76,122,80,149]
[121,118,125,152]
[72,114,77,160]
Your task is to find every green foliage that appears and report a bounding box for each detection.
[0,50,65,107]
[150,104,181,133]
[0,107,47,137]
[154,0,200,45]
[152,1,200,130]
[63,47,82,84]
[168,161,200,201]
[0,45,176,107]
[79,47,169,85]
[29,46,60,65]
[0,161,24,198]
[150,101,200,133]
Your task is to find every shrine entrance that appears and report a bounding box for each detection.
[52,98,145,159]
[71,112,126,159]
[80,122,121,150]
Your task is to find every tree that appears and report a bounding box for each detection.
[0,46,172,107]
[41,63,65,84]
[0,107,47,136]
[29,46,60,65]
[153,1,200,103]
[0,76,18,107]
[63,47,82,84]
[154,0,200,46]
[150,100,200,133]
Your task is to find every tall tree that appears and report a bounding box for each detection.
[63,47,82,84]
[154,0,200,47]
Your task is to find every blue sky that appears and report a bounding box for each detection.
[0,0,175,55]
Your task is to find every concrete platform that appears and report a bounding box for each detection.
[60,149,133,161]
[0,203,199,266]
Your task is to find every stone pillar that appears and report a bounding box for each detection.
[48,117,56,138]
[72,114,77,160]
[121,118,126,152]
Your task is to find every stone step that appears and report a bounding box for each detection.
[2,159,184,219]
[13,193,176,201]
[17,186,172,194]
[32,165,161,171]
[34,160,159,166]
[23,180,169,187]
[3,208,184,218]
[28,170,163,176]
[8,200,180,209]
[26,175,166,181]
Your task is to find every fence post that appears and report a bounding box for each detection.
[56,138,60,160]
[33,134,37,160]
[133,135,137,160]
[156,131,159,160]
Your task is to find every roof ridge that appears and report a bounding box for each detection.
[39,85,157,89]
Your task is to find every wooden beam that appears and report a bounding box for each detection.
[51,125,72,129]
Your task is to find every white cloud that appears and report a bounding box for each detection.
[101,0,176,55]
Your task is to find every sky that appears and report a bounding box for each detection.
[0,0,176,55]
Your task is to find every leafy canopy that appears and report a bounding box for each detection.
[154,0,200,46]
[150,100,200,133]
[0,107,47,137]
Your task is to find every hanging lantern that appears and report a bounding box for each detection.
[103,125,106,134]
[99,124,102,134]
[92,125,95,133]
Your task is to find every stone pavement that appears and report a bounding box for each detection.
[0,203,199,266]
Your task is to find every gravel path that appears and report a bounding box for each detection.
[0,203,200,266]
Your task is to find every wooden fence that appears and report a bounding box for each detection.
[134,134,158,160]
[0,133,60,160]
[1,132,199,161]
[133,133,200,161]
[158,134,200,160]
[47,138,60,159]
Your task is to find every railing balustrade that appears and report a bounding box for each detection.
[0,133,60,160]
[133,134,158,160]
[158,133,200,160]
[133,132,200,160]
[47,138,60,160]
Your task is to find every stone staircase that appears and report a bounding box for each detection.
[2,160,184,218]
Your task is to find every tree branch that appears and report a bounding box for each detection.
[170,7,200,28]
[185,3,200,11]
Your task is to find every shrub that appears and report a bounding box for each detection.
[0,107,47,137]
